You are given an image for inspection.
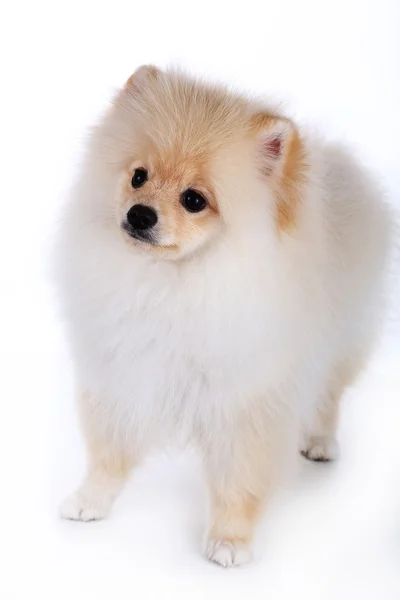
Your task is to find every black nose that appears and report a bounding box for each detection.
[126,204,158,231]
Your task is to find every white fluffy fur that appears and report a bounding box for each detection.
[54,67,392,567]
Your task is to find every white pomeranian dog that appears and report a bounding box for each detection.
[55,65,392,567]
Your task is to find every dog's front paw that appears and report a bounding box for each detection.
[205,539,252,568]
[59,489,111,522]
[301,435,339,462]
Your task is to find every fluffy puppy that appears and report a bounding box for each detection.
[55,65,391,567]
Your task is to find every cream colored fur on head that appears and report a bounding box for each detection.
[55,65,392,567]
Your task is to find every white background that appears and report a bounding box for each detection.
[1,1,399,598]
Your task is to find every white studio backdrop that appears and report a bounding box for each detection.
[0,1,399,599]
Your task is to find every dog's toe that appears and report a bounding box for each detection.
[59,491,110,522]
[301,436,339,462]
[205,539,252,568]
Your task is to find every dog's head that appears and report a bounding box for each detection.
[93,66,307,260]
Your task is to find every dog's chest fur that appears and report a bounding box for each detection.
[68,231,306,442]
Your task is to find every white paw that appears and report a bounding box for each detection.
[205,539,252,568]
[301,435,339,462]
[59,490,111,522]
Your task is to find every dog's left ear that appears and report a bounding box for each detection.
[250,113,299,179]
[250,112,307,230]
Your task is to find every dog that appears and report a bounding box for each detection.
[55,65,391,567]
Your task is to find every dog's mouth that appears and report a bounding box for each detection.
[122,222,157,245]
[121,222,180,256]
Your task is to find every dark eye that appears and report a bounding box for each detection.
[181,189,207,213]
[131,168,148,189]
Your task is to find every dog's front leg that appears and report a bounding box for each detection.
[202,402,296,567]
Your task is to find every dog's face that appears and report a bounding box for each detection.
[117,145,222,260]
[100,66,307,260]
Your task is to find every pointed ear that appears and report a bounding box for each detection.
[124,64,160,92]
[250,112,307,231]
[250,113,298,178]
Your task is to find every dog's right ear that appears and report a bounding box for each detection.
[124,65,160,93]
